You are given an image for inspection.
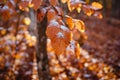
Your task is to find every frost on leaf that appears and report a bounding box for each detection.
[47,9,57,22]
[57,32,64,38]
[60,25,69,31]
[67,0,86,12]
[82,5,94,16]
[66,40,80,59]
[46,22,71,55]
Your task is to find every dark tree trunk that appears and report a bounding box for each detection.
[112,0,120,19]
[36,14,51,80]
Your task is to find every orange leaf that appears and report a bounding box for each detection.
[47,9,57,22]
[92,2,103,10]
[46,23,71,55]
[74,19,85,32]
[31,0,42,11]
[46,21,61,39]
[82,5,94,16]
[18,1,29,11]
[65,15,74,30]
[49,0,58,6]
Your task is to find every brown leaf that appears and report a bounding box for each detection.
[49,0,59,6]
[46,23,71,55]
[31,0,43,11]
[47,9,57,22]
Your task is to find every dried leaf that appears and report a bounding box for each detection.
[83,5,94,16]
[49,0,58,6]
[65,15,74,30]
[74,19,85,32]
[31,0,42,10]
[47,9,57,22]
[92,2,103,10]
[46,23,71,55]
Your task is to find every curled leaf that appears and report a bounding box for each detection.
[74,19,85,32]
[65,15,74,30]
[82,5,94,16]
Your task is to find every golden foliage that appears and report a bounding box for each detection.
[65,15,74,30]
[74,19,85,32]
[92,2,103,10]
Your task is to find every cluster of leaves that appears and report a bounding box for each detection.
[0,0,107,80]
[0,0,37,79]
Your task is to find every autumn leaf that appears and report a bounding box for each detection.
[18,1,29,11]
[74,19,85,32]
[54,6,64,17]
[46,22,71,55]
[49,0,59,6]
[82,5,94,16]
[47,9,57,22]
[92,2,103,10]
[31,0,43,11]
[65,15,74,30]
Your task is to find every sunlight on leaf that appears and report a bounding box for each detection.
[92,2,103,10]
[65,15,74,30]
[74,19,85,32]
